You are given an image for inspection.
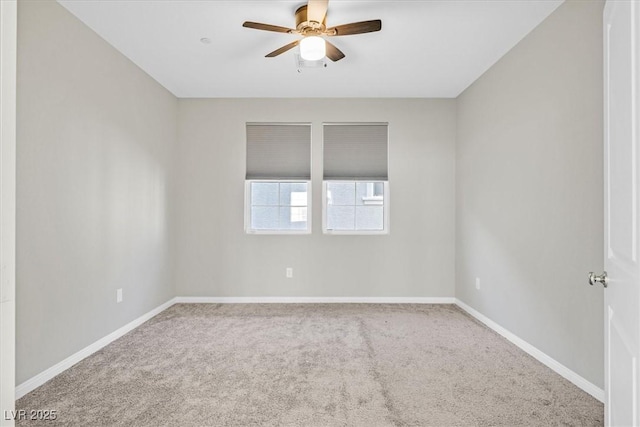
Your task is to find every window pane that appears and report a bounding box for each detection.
[280,182,308,206]
[248,181,310,233]
[327,182,355,206]
[356,182,384,206]
[280,207,308,230]
[251,206,279,230]
[251,182,279,206]
[323,181,387,233]
[355,206,384,230]
[327,206,355,230]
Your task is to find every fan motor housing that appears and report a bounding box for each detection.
[295,5,326,33]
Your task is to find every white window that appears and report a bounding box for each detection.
[323,123,389,234]
[245,123,311,234]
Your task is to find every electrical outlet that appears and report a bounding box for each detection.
[286,267,293,279]
[116,288,123,303]
[475,278,481,290]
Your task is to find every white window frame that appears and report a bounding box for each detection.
[322,180,389,235]
[245,180,312,235]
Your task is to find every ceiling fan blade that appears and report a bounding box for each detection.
[243,21,294,34]
[265,40,300,58]
[307,0,329,24]
[325,40,345,62]
[327,20,382,36]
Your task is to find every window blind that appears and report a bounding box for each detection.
[323,123,388,180]
[246,123,311,180]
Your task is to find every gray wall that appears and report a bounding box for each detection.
[15,0,605,393]
[456,0,604,388]
[16,0,177,383]
[174,99,456,298]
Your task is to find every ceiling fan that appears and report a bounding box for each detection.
[242,0,382,62]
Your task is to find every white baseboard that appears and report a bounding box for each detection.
[15,298,177,399]
[455,298,605,403]
[174,296,456,304]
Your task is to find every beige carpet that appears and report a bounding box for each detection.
[16,304,603,426]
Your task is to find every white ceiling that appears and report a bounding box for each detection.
[57,0,563,98]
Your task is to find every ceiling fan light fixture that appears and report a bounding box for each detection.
[299,36,325,61]
[243,0,382,62]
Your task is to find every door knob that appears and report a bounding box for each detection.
[588,271,608,288]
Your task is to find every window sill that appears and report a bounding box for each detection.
[245,229,311,235]
[323,229,389,235]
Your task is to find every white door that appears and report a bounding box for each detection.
[603,1,640,425]
[0,1,17,425]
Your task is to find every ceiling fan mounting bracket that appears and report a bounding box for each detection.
[295,5,327,34]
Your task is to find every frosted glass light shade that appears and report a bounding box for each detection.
[299,36,326,61]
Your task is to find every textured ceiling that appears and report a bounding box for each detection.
[58,0,563,98]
